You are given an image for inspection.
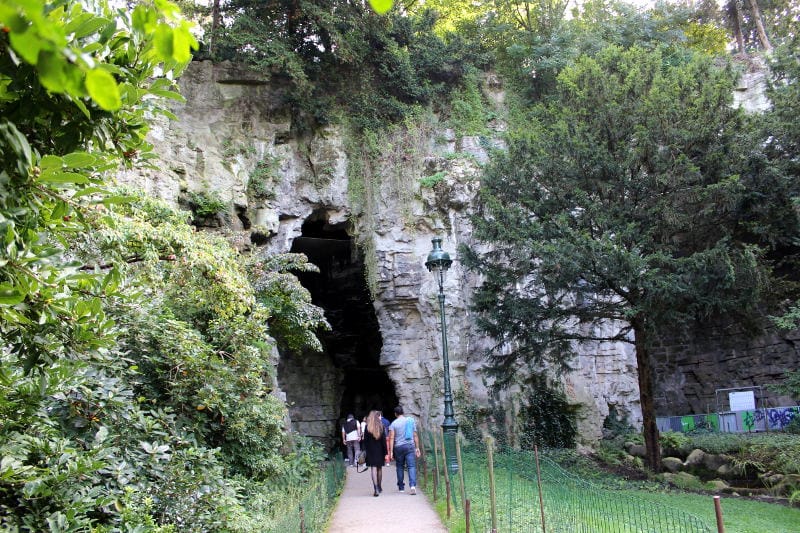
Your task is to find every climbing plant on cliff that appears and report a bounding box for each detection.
[463,45,778,471]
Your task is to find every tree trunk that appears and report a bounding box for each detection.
[632,319,661,472]
[747,0,773,52]
[210,0,221,55]
[728,0,746,54]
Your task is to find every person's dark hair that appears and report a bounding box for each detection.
[394,405,404,415]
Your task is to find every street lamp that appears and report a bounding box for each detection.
[425,237,459,474]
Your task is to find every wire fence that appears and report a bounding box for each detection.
[266,454,345,532]
[417,429,714,533]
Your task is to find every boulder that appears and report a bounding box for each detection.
[684,448,706,468]
[662,457,684,473]
[628,444,647,458]
[703,453,729,471]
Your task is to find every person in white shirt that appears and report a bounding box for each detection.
[341,413,362,467]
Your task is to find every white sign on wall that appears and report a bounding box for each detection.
[729,390,756,412]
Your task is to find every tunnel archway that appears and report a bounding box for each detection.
[278,210,398,449]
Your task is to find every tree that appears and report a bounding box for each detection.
[464,46,775,471]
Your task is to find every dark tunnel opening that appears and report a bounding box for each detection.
[278,210,398,450]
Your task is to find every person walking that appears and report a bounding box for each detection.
[387,405,421,495]
[362,410,389,497]
[341,413,362,467]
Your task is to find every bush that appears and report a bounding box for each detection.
[186,190,228,218]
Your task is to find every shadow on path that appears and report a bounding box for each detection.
[327,463,448,532]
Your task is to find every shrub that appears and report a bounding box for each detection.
[419,171,447,188]
[186,190,227,218]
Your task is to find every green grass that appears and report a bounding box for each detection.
[424,446,800,533]
[623,490,800,533]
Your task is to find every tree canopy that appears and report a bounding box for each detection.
[463,44,795,469]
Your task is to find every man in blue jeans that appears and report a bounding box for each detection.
[387,405,421,495]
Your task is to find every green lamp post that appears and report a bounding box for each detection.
[425,237,459,474]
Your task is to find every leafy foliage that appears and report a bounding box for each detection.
[0,1,333,530]
[517,374,579,449]
[464,45,785,470]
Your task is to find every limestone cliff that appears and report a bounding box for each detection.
[119,60,642,448]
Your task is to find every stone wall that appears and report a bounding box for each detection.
[652,319,800,416]
[119,60,643,446]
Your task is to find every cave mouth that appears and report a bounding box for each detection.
[282,210,398,448]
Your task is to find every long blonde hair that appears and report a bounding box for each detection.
[367,410,383,439]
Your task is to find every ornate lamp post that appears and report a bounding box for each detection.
[425,237,459,474]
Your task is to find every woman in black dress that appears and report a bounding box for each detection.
[363,410,388,496]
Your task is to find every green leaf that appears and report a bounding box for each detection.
[72,16,111,39]
[37,50,67,93]
[39,154,63,170]
[63,152,96,168]
[0,285,25,305]
[38,171,89,184]
[72,186,109,198]
[149,88,184,102]
[85,68,121,110]
[368,0,394,14]
[154,25,174,59]
[172,25,193,63]
[9,29,42,65]
[0,7,28,33]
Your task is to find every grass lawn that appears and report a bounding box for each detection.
[425,447,800,533]
[624,490,800,533]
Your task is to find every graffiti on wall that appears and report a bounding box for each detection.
[658,406,799,434]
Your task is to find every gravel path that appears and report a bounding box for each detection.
[326,464,448,532]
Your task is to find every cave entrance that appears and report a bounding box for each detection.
[278,210,397,450]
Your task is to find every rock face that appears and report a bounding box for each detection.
[651,319,800,416]
[119,60,643,447]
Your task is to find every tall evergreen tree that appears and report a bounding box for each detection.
[464,46,775,470]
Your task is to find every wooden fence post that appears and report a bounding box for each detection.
[440,427,452,519]
[534,445,547,533]
[465,498,471,533]
[714,496,725,533]
[420,426,429,491]
[455,432,467,510]
[486,436,498,533]
[299,504,305,533]
[432,426,441,502]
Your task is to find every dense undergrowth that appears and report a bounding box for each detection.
[0,1,335,530]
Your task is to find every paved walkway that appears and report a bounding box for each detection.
[327,464,448,533]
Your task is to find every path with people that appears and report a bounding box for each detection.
[326,463,448,533]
